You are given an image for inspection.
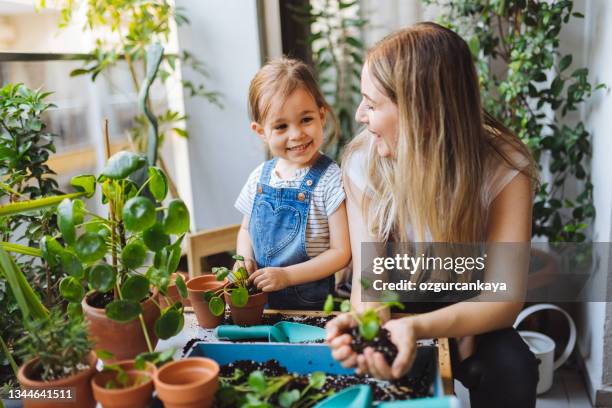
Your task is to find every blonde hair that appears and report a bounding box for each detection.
[248,57,338,141]
[344,22,537,243]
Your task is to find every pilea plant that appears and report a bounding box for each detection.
[216,368,330,408]
[51,150,189,347]
[206,255,256,316]
[324,295,404,364]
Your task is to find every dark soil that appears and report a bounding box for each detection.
[87,291,114,308]
[220,312,334,328]
[217,358,434,402]
[349,326,398,365]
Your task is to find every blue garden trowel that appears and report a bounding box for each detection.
[313,385,460,408]
[215,322,327,343]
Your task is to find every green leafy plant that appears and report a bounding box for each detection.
[42,150,190,351]
[323,295,404,341]
[216,368,331,408]
[205,254,256,316]
[39,0,220,199]
[16,309,92,382]
[427,0,606,241]
[290,0,367,162]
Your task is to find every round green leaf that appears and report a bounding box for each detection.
[121,275,150,301]
[175,274,188,299]
[105,299,142,323]
[148,167,168,202]
[248,371,266,393]
[41,235,64,268]
[208,296,225,316]
[340,300,351,313]
[75,232,107,263]
[89,263,116,293]
[67,302,83,318]
[101,151,146,180]
[279,390,300,408]
[122,196,156,232]
[323,295,334,314]
[121,240,147,269]
[309,372,326,389]
[60,250,84,278]
[359,318,380,341]
[59,276,84,302]
[162,200,190,235]
[230,286,248,307]
[154,309,184,340]
[58,199,76,245]
[70,174,96,198]
[143,223,170,251]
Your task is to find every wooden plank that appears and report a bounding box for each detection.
[437,337,454,395]
[187,224,240,277]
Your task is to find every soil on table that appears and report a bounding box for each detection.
[216,358,434,403]
[349,326,399,365]
[220,312,334,328]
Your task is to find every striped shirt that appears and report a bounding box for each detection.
[234,160,345,258]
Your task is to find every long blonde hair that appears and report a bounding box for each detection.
[344,22,537,243]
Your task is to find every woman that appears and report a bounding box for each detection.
[326,22,539,407]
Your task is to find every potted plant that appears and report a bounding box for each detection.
[16,309,97,408]
[50,150,190,360]
[186,274,228,329]
[153,357,219,408]
[159,271,191,309]
[206,255,268,326]
[324,295,405,365]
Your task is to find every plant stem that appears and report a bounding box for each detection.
[0,335,18,377]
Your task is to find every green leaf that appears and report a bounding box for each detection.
[96,349,115,360]
[67,302,83,318]
[309,371,326,389]
[248,371,267,393]
[468,36,480,57]
[123,196,156,232]
[323,295,334,314]
[40,235,63,267]
[75,232,107,263]
[121,240,147,269]
[340,300,351,313]
[154,308,184,340]
[208,296,225,316]
[175,274,188,298]
[89,263,116,293]
[121,275,150,301]
[166,236,184,274]
[0,191,85,217]
[559,55,572,72]
[230,286,248,307]
[105,299,143,323]
[57,198,84,245]
[279,389,300,408]
[59,276,84,302]
[60,250,84,278]
[148,167,168,201]
[70,175,96,198]
[101,151,146,180]
[359,317,380,341]
[162,200,190,234]
[143,223,170,251]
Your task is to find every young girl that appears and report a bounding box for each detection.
[234,57,351,310]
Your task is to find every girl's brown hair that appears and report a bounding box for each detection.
[344,22,537,243]
[248,57,338,141]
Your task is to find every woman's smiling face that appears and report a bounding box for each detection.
[355,64,399,158]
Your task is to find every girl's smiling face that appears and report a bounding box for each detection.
[355,64,399,157]
[252,87,325,168]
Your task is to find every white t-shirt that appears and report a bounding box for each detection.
[234,160,345,258]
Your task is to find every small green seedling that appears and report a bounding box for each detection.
[323,295,405,341]
[205,254,255,316]
[95,350,156,390]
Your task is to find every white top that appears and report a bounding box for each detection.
[235,160,345,258]
[343,139,531,239]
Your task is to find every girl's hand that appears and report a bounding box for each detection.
[325,313,359,369]
[249,267,290,291]
[357,317,418,380]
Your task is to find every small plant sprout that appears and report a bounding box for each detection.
[323,295,405,341]
[204,254,254,317]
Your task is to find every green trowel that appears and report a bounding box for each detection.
[215,322,327,343]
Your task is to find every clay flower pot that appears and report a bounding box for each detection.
[91,360,156,408]
[224,290,268,326]
[82,291,160,361]
[159,271,191,309]
[187,275,228,328]
[153,357,219,408]
[17,351,97,408]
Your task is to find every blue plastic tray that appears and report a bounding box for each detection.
[187,342,443,398]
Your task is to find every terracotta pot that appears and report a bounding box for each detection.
[82,291,160,361]
[17,351,97,408]
[159,272,191,309]
[153,357,219,408]
[224,290,268,326]
[91,360,156,408]
[187,275,227,328]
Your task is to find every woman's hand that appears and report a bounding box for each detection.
[325,313,359,368]
[249,267,290,291]
[357,317,418,380]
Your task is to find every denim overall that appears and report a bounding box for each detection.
[249,154,335,310]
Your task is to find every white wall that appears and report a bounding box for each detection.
[175,0,266,230]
